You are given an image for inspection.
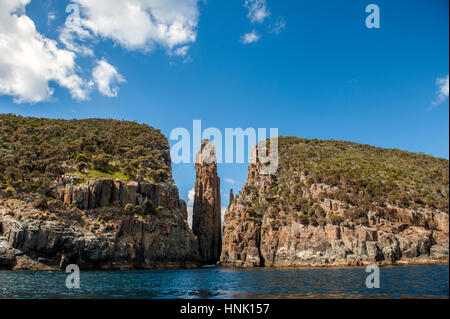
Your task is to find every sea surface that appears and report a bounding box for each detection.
[0,264,448,299]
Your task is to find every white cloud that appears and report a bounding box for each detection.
[434,75,449,105]
[0,0,90,103]
[241,1,284,44]
[224,178,236,185]
[270,17,286,34]
[245,0,270,24]
[66,0,200,55]
[59,14,95,57]
[92,59,125,97]
[186,188,195,228]
[47,11,56,25]
[241,30,261,44]
[221,207,226,224]
[174,45,190,57]
[0,0,202,103]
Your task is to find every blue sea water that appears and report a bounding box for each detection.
[0,264,448,299]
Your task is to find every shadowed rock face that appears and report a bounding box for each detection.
[0,210,201,270]
[193,140,222,264]
[0,177,201,270]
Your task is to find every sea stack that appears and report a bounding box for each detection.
[193,140,222,264]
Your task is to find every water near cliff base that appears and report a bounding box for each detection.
[0,265,448,299]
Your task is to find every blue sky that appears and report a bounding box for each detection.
[0,0,449,215]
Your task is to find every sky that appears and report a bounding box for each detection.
[0,0,449,224]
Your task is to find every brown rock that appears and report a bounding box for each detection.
[100,180,113,207]
[193,140,222,264]
[127,181,139,205]
[180,200,188,221]
[112,180,121,204]
[221,141,449,267]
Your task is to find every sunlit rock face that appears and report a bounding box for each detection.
[221,137,449,267]
[193,140,222,264]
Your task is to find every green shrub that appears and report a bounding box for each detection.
[91,154,112,172]
[5,187,15,197]
[328,213,344,225]
[33,197,48,210]
[0,115,172,191]
[124,203,134,212]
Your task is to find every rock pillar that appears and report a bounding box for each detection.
[193,140,222,264]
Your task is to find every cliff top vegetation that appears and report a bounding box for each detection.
[0,114,171,196]
[237,136,449,228]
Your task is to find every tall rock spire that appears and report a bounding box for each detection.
[193,140,222,264]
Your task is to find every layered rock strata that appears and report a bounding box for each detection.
[193,140,222,264]
[0,115,202,270]
[0,176,200,270]
[221,140,449,267]
[50,175,187,213]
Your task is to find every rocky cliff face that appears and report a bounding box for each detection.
[0,176,200,270]
[0,115,201,270]
[193,140,222,264]
[221,137,449,267]
[50,175,186,213]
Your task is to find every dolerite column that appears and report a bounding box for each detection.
[193,140,222,264]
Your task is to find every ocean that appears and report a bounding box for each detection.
[0,264,448,299]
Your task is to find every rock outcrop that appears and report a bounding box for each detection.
[193,140,222,264]
[0,208,200,270]
[0,171,202,270]
[221,138,449,267]
[50,175,186,213]
[0,177,201,270]
[0,115,201,270]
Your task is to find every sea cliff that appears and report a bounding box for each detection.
[0,115,200,270]
[221,137,449,267]
[1,115,448,270]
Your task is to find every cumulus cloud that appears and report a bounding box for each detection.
[0,0,90,103]
[1,0,198,103]
[59,7,95,57]
[186,188,195,228]
[65,0,200,55]
[245,0,270,24]
[92,59,126,97]
[434,75,449,105]
[241,30,261,44]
